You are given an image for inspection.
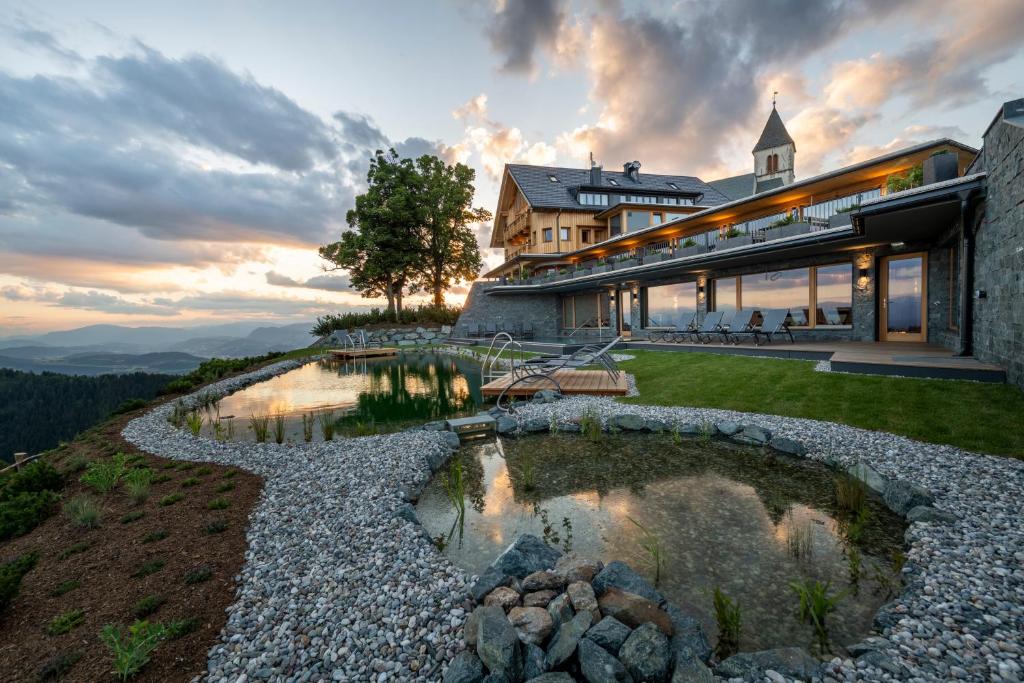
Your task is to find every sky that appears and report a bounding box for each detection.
[1,0,1021,335]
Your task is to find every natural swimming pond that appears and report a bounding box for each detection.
[186,352,483,441]
[415,433,907,655]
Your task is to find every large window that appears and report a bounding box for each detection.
[563,294,608,330]
[712,263,853,328]
[609,215,622,237]
[627,211,649,231]
[645,282,696,328]
[543,227,553,242]
[559,227,570,241]
[579,192,609,206]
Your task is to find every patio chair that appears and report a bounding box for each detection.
[718,309,757,345]
[521,322,535,340]
[752,308,795,345]
[691,310,725,344]
[667,312,699,343]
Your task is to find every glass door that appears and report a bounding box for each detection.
[880,253,927,342]
[617,289,632,337]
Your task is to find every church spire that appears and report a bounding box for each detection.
[752,105,795,154]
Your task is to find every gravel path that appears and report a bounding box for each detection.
[122,358,1024,682]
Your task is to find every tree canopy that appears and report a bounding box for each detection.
[320,149,490,313]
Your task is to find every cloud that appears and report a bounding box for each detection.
[842,123,970,165]
[485,0,572,76]
[56,290,178,316]
[453,94,490,122]
[5,23,83,64]
[266,270,352,292]
[452,94,557,178]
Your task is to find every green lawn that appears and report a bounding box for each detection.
[617,350,1024,458]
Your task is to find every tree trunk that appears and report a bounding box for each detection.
[384,281,396,317]
[432,258,444,307]
[396,288,404,314]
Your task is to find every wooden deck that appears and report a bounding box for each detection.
[328,347,398,360]
[482,369,629,397]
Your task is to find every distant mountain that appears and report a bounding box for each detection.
[0,352,206,376]
[0,322,277,349]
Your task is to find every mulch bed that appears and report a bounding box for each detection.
[0,407,263,682]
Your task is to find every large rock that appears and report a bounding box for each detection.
[523,643,547,680]
[547,593,575,628]
[586,616,632,654]
[883,479,934,516]
[671,656,713,683]
[715,647,819,681]
[643,418,669,433]
[846,462,887,494]
[555,554,604,583]
[597,588,672,635]
[442,431,462,450]
[664,604,712,664]
[526,674,574,683]
[610,414,646,431]
[769,436,807,457]
[464,606,486,647]
[523,570,567,592]
[470,567,513,602]
[509,606,554,646]
[567,581,601,622]
[715,420,741,436]
[578,637,633,683]
[524,590,558,608]
[444,651,486,683]
[523,418,550,433]
[492,535,562,578]
[907,505,956,524]
[475,605,522,680]
[592,561,664,605]
[496,416,518,435]
[485,586,522,612]
[544,611,594,670]
[619,623,671,683]
[732,424,771,446]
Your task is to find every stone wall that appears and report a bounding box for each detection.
[320,325,451,347]
[455,281,562,339]
[973,114,1024,388]
[927,243,962,353]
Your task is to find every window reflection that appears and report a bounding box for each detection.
[710,263,853,328]
[741,269,810,326]
[713,278,737,312]
[645,282,696,327]
[815,264,853,325]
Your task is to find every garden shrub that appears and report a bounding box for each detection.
[80,453,128,494]
[0,460,63,499]
[311,303,461,337]
[0,552,39,612]
[47,609,86,635]
[64,496,102,529]
[37,651,83,681]
[100,620,167,681]
[161,352,286,394]
[0,490,60,540]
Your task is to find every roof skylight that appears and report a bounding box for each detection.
[548,175,559,182]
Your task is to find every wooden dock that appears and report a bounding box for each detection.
[328,347,398,360]
[482,369,629,397]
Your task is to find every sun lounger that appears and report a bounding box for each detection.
[753,308,795,345]
[692,310,725,343]
[718,309,757,344]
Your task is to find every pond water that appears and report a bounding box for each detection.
[415,433,907,655]
[194,352,483,441]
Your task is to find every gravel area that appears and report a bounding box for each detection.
[121,357,1023,683]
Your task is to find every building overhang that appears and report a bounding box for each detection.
[851,173,987,243]
[591,203,708,220]
[481,253,569,279]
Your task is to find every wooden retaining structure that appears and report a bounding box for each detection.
[328,347,399,360]
[481,369,628,398]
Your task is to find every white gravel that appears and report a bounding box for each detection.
[121,357,1024,683]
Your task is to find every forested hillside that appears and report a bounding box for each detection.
[0,369,172,462]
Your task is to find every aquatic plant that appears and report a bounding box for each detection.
[712,587,742,658]
[841,506,871,545]
[352,419,377,436]
[520,455,536,491]
[273,415,286,444]
[670,424,683,446]
[627,516,663,586]
[212,419,225,441]
[318,410,335,441]
[168,401,188,428]
[225,418,235,440]
[847,547,862,593]
[185,411,204,436]
[444,460,466,517]
[579,406,602,442]
[834,475,867,515]
[699,422,715,444]
[249,413,270,443]
[534,505,561,547]
[560,516,573,554]
[786,515,814,560]
[301,413,314,442]
[872,550,905,599]
[548,413,559,434]
[790,579,847,653]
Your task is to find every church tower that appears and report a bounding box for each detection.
[752,103,796,187]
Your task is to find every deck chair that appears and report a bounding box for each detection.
[666,312,699,343]
[822,305,843,326]
[719,309,757,345]
[691,310,725,343]
[753,308,795,345]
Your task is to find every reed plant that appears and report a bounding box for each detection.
[185,411,204,436]
[444,460,466,517]
[699,422,715,444]
[301,413,315,442]
[123,468,154,505]
[249,413,270,443]
[847,547,862,593]
[834,476,867,515]
[787,516,814,560]
[520,455,536,491]
[712,587,742,658]
[273,415,286,444]
[319,410,336,441]
[627,516,663,586]
[579,406,602,442]
[790,579,847,653]
[168,400,187,428]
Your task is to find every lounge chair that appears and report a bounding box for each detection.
[521,322,535,340]
[718,309,757,344]
[666,312,699,343]
[822,305,843,326]
[753,308,795,345]
[691,310,725,343]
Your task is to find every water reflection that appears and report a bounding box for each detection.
[416,434,906,654]
[201,352,482,441]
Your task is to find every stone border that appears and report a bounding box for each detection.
[122,358,1023,682]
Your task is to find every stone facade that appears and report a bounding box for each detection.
[927,243,962,353]
[319,325,452,347]
[456,281,562,339]
[973,114,1024,388]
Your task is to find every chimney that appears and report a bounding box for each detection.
[590,159,602,185]
[622,160,641,182]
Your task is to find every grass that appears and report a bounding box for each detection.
[835,475,867,515]
[141,529,168,544]
[712,587,742,658]
[249,413,270,443]
[120,510,146,524]
[123,468,154,504]
[57,541,92,560]
[627,516,663,586]
[204,518,229,534]
[791,579,847,653]
[50,580,80,597]
[132,594,165,618]
[206,497,230,510]
[46,608,86,635]
[183,567,213,584]
[131,560,165,579]
[216,482,235,493]
[618,350,1024,456]
[37,651,82,680]
[180,477,200,488]
[159,493,183,506]
[64,496,103,528]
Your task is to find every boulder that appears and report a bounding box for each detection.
[907,505,956,524]
[509,606,554,646]
[567,581,602,622]
[442,431,462,450]
[523,590,557,608]
[423,421,447,432]
[425,448,449,473]
[674,423,702,436]
[671,656,713,683]
[522,643,547,680]
[397,339,417,347]
[715,647,819,681]
[557,422,581,433]
[394,504,418,524]
[664,604,712,664]
[485,586,522,612]
[592,561,664,605]
[444,651,486,683]
[578,637,633,683]
[522,570,567,592]
[715,420,741,436]
[554,554,604,583]
[496,416,518,435]
[610,414,646,431]
[597,588,672,635]
[846,462,887,494]
[464,606,485,647]
[441,324,453,334]
[644,418,669,433]
[492,535,562,579]
[398,483,420,503]
[533,389,562,403]
[523,418,550,433]
[883,479,934,516]
[586,616,632,654]
[481,674,510,683]
[475,605,522,680]
[619,623,671,683]
[470,567,513,602]
[544,611,594,669]
[547,593,575,628]
[526,674,574,683]
[733,424,771,446]
[769,436,807,457]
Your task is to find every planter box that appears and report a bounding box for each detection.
[592,265,609,274]
[675,244,705,258]
[613,259,639,270]
[641,252,670,264]
[762,222,813,242]
[716,235,754,251]
[828,213,852,229]
[572,269,592,278]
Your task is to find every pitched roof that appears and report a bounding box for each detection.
[506,164,731,210]
[752,107,795,153]
[707,173,755,201]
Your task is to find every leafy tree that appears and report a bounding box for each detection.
[411,155,490,306]
[320,150,421,314]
